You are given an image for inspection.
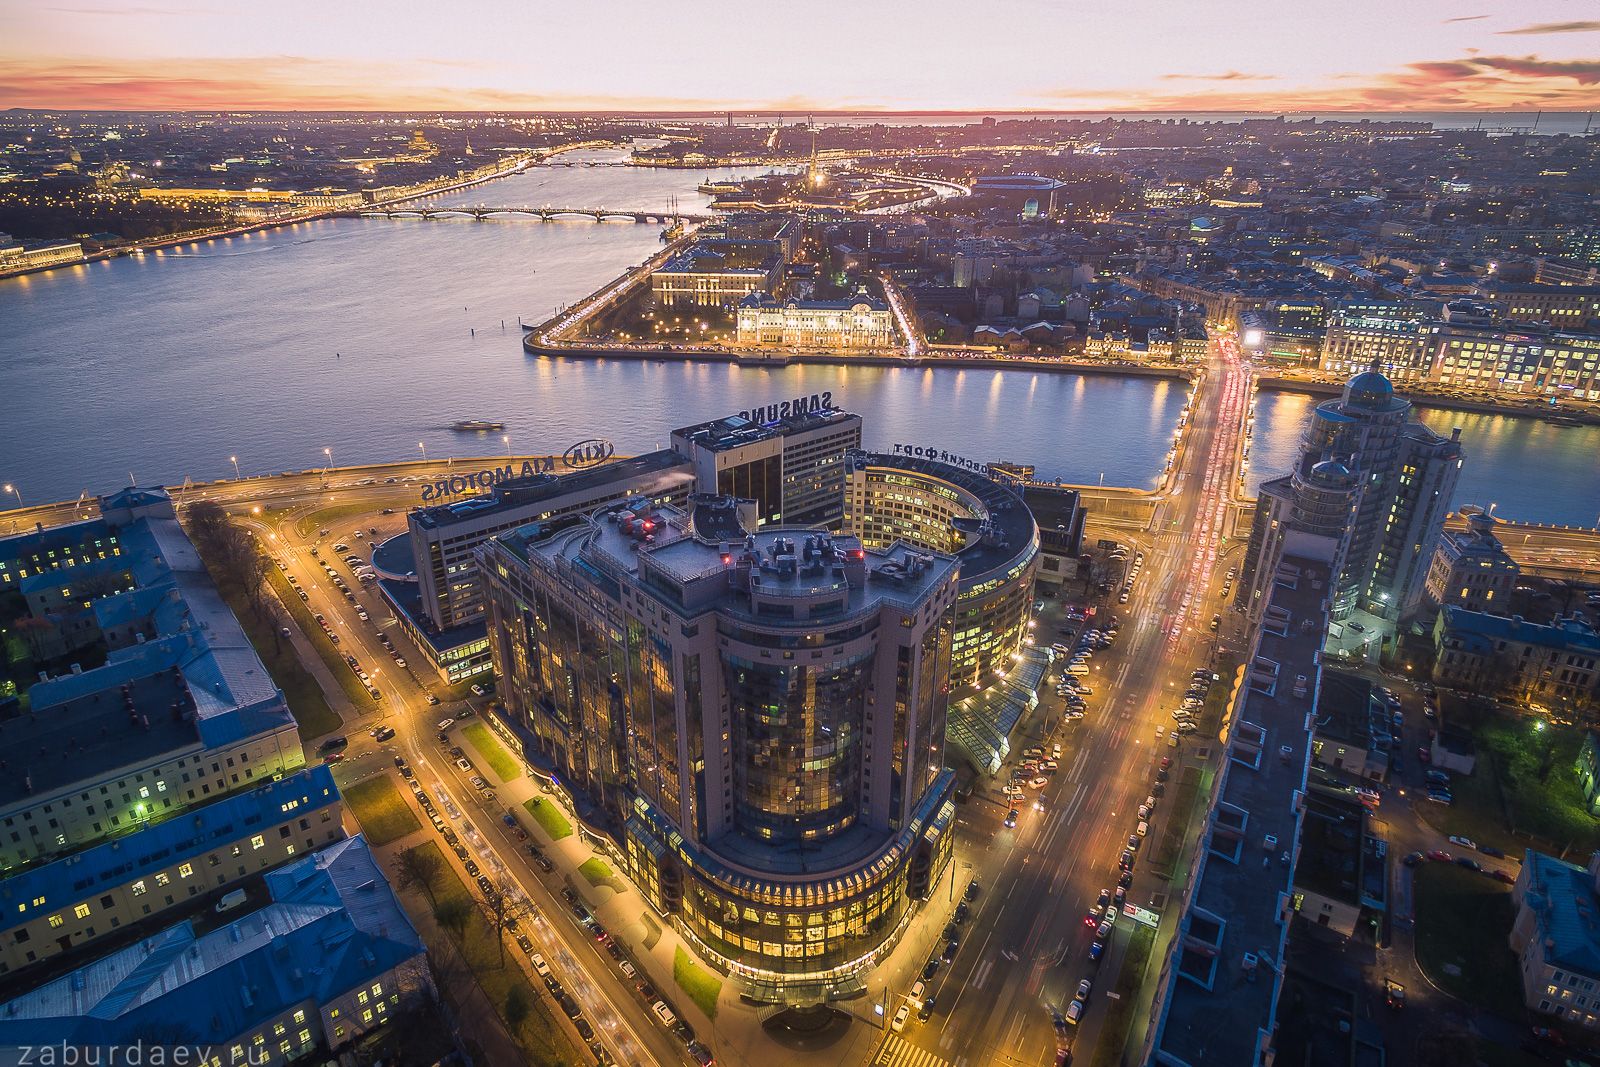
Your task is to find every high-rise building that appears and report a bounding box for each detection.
[479,495,960,998]
[1239,363,1463,651]
[670,405,862,529]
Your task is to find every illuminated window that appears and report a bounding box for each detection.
[250,835,264,850]
[155,872,170,887]
[131,880,147,896]
[73,904,91,919]
[48,915,64,929]
[178,863,193,878]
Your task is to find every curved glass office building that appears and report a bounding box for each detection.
[843,450,1040,695]
[480,496,959,1000]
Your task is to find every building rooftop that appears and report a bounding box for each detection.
[411,449,691,530]
[1147,552,1333,1067]
[514,496,957,625]
[0,836,422,1049]
[1296,787,1367,907]
[850,450,1039,588]
[1,494,294,810]
[1313,669,1384,753]
[1440,606,1600,655]
[0,767,338,935]
[1520,849,1600,976]
[672,406,858,455]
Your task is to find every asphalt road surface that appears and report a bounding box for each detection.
[882,343,1254,1067]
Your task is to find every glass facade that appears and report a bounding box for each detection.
[846,461,1037,696]
[726,653,871,841]
[479,489,973,997]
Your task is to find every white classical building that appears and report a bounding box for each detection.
[736,290,895,350]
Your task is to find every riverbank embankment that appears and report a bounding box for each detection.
[522,334,1196,382]
[1255,375,1600,427]
[0,142,603,285]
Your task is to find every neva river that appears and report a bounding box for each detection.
[1,144,1596,527]
[1248,391,1600,527]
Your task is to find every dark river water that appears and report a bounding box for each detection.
[1,146,1593,526]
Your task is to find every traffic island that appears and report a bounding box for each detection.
[1089,924,1156,1067]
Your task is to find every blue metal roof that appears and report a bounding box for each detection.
[0,767,337,933]
[1522,849,1600,975]
[0,837,423,1048]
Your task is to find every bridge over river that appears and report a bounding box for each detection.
[353,205,709,224]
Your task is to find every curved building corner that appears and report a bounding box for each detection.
[843,449,1040,696]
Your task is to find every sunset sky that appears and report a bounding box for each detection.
[3,0,1600,112]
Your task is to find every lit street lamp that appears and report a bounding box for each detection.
[2,483,20,509]
[230,455,241,480]
[502,434,512,459]
[418,441,427,465]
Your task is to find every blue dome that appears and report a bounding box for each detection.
[1343,367,1394,408]
[1310,458,1353,481]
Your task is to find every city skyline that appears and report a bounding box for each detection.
[5,0,1600,112]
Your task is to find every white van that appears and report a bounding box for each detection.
[652,1001,677,1028]
[1137,820,1149,838]
[1065,663,1090,676]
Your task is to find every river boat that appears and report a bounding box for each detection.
[451,420,505,432]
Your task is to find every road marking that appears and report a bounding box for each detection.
[873,1034,954,1067]
[971,958,994,991]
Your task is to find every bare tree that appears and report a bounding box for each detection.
[486,891,509,965]
[503,984,530,1034]
[12,615,57,664]
[185,501,231,549]
[433,896,471,938]
[395,846,442,909]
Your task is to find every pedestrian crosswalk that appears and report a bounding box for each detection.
[874,1034,954,1067]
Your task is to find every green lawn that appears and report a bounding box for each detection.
[1413,862,1525,1013]
[1414,699,1600,856]
[201,546,342,740]
[578,857,614,887]
[342,775,422,846]
[1089,923,1156,1067]
[1150,768,1203,880]
[1195,652,1244,738]
[673,946,722,1020]
[402,843,580,1066]
[262,565,376,711]
[463,721,521,782]
[525,797,573,840]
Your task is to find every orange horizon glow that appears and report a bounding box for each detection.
[3,2,1599,114]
